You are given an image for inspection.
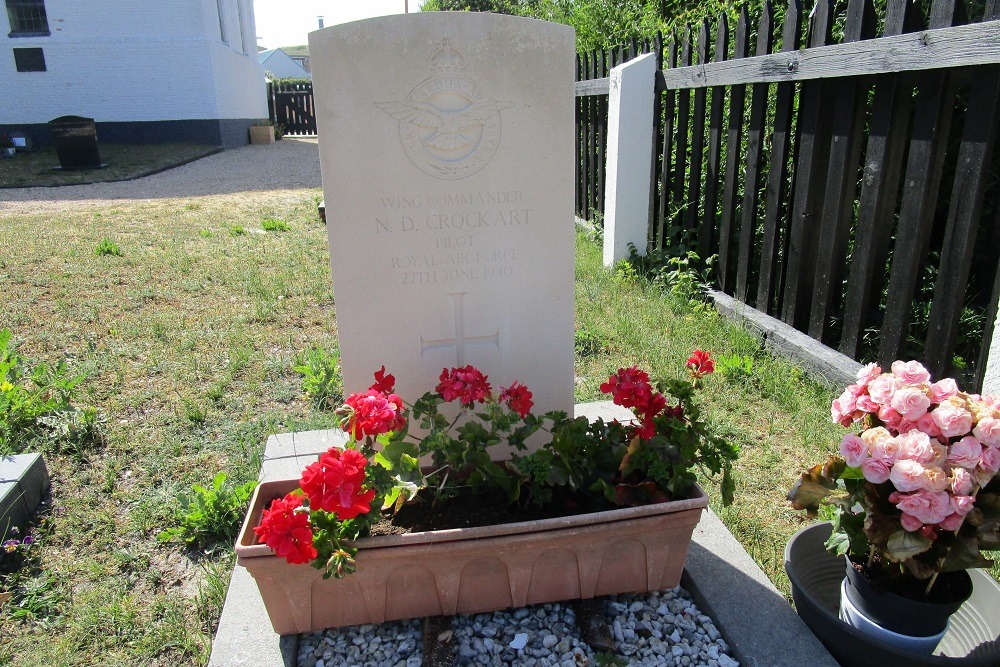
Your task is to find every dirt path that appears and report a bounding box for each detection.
[0,138,322,217]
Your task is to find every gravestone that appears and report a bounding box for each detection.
[48,115,103,169]
[309,13,576,420]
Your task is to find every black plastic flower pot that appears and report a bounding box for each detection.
[784,522,1000,667]
[843,556,972,637]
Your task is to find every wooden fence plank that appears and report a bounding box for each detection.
[657,38,679,251]
[839,0,923,358]
[717,8,750,294]
[672,31,693,247]
[923,66,1000,377]
[596,49,608,220]
[575,54,584,217]
[588,49,600,218]
[658,20,1000,90]
[700,16,729,262]
[756,0,802,315]
[878,0,965,365]
[781,0,835,329]
[975,204,1000,389]
[735,2,776,303]
[648,32,665,248]
[684,21,712,244]
[807,0,877,342]
[581,52,592,219]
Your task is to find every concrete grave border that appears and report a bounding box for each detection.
[209,402,836,667]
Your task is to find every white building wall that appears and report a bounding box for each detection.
[1,0,265,125]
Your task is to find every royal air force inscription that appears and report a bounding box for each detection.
[377,190,530,286]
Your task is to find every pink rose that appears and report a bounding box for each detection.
[890,459,926,492]
[900,512,924,532]
[895,489,951,525]
[856,394,879,412]
[839,434,868,467]
[870,437,901,464]
[921,466,949,493]
[862,458,892,484]
[931,400,973,439]
[856,362,882,387]
[867,374,896,405]
[891,387,931,421]
[951,494,976,516]
[930,378,959,403]
[878,405,903,430]
[982,445,1000,474]
[938,513,964,531]
[947,436,983,469]
[892,360,931,385]
[915,413,943,439]
[951,467,973,495]
[831,389,860,426]
[973,417,1000,447]
[898,430,936,464]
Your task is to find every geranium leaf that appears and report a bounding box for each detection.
[885,530,932,562]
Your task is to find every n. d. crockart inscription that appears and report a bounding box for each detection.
[310,13,575,423]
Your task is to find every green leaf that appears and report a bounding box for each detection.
[885,530,932,562]
[940,535,993,572]
[824,530,851,556]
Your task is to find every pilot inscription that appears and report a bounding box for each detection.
[375,39,513,180]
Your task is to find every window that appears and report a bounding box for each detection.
[215,0,228,44]
[13,46,45,71]
[237,0,249,54]
[6,0,49,36]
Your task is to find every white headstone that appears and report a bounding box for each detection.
[310,13,576,418]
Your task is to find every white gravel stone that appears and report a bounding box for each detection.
[296,587,739,666]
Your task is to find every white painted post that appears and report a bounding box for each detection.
[602,52,657,267]
[981,307,1000,394]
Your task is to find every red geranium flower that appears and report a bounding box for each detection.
[369,365,395,393]
[600,366,655,412]
[436,365,492,404]
[300,447,376,520]
[253,492,317,565]
[686,349,714,378]
[341,389,405,439]
[499,381,534,417]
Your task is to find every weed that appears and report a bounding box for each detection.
[574,327,606,358]
[715,352,754,380]
[157,472,257,551]
[94,239,123,257]
[228,225,246,236]
[0,329,101,455]
[261,218,290,232]
[293,344,342,409]
[5,571,65,625]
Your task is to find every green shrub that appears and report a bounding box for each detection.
[94,238,122,257]
[157,472,257,551]
[261,218,290,232]
[293,345,342,409]
[0,329,102,455]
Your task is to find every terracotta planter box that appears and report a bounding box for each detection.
[249,125,275,144]
[236,478,708,634]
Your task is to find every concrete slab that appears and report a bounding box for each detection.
[210,405,837,666]
[0,453,50,538]
[710,288,862,388]
[683,510,839,667]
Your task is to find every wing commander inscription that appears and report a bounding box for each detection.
[420,292,500,366]
[376,39,513,180]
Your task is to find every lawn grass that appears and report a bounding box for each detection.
[0,143,220,188]
[1,187,994,665]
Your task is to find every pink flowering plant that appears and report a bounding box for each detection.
[254,352,736,579]
[789,360,1000,593]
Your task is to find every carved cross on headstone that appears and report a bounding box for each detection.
[420,292,499,366]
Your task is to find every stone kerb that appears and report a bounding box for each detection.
[602,52,657,267]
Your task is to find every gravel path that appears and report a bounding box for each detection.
[0,137,322,217]
[297,588,739,667]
